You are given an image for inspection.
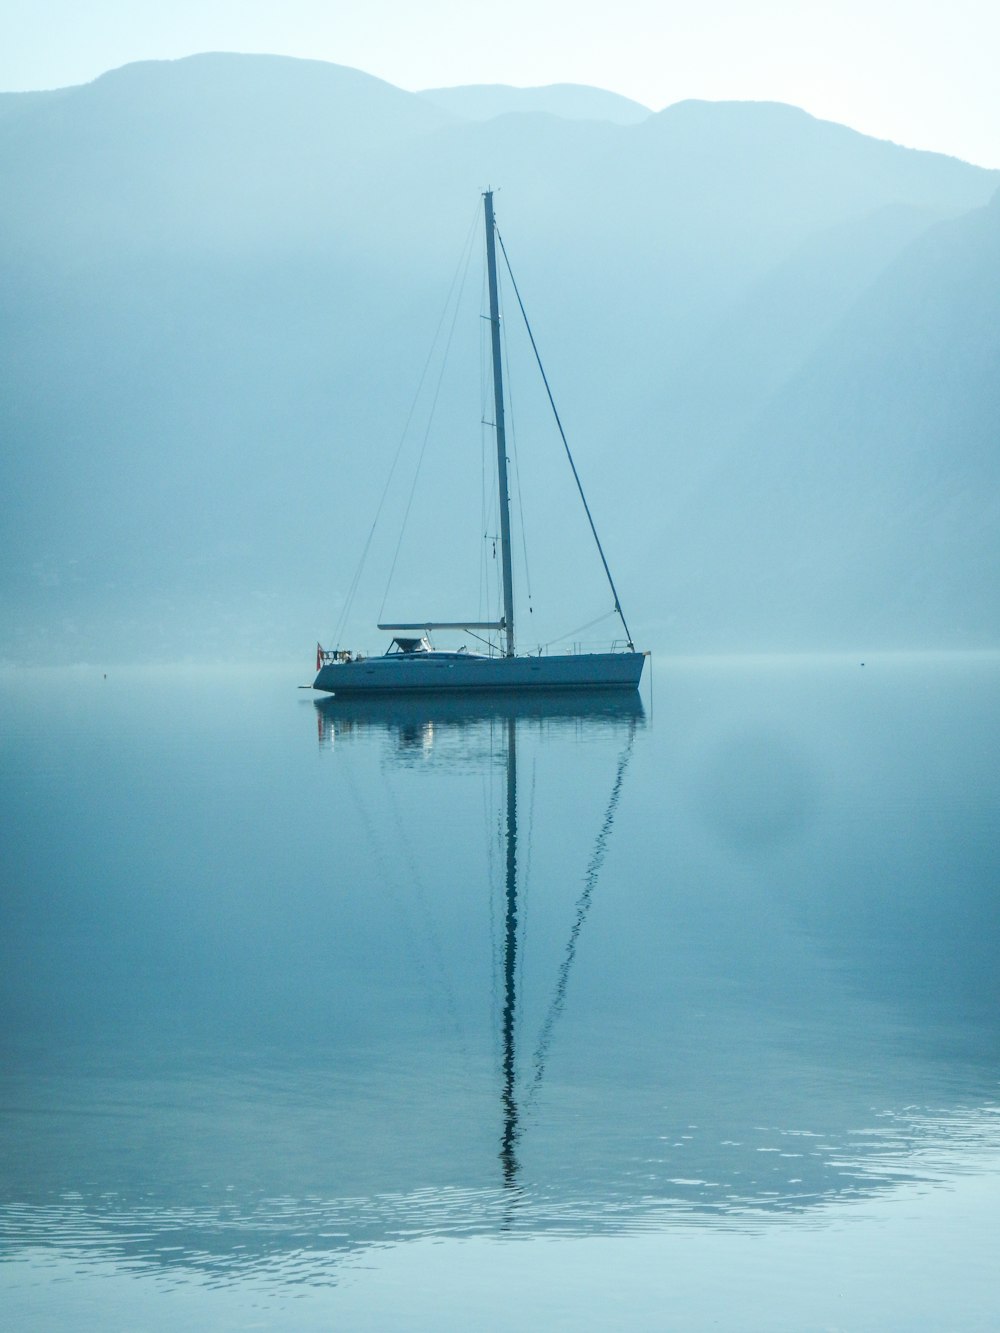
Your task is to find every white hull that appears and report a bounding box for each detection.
[313,651,645,695]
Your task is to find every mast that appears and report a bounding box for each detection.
[484,190,516,658]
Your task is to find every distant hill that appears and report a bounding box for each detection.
[0,53,997,663]
[682,185,1000,650]
[0,53,455,253]
[0,89,71,122]
[418,82,651,125]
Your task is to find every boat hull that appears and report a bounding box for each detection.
[313,651,645,695]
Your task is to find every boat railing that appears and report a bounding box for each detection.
[320,640,634,666]
[526,639,634,656]
[318,648,368,665]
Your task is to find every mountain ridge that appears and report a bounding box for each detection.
[418,81,651,124]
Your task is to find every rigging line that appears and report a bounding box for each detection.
[487,716,505,1060]
[463,628,501,652]
[481,256,505,646]
[484,732,498,1048]
[336,749,461,1044]
[517,748,537,1014]
[479,256,497,627]
[481,454,503,650]
[479,250,491,425]
[527,724,636,1098]
[379,212,480,620]
[495,226,636,651]
[479,321,487,620]
[543,608,617,649]
[498,261,534,611]
[383,771,470,1057]
[332,201,482,646]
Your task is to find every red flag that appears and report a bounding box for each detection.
[316,643,323,672]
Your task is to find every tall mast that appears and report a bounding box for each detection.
[484,190,516,658]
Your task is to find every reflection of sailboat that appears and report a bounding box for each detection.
[317,692,641,1190]
[495,706,639,1192]
[313,191,646,696]
[315,689,645,745]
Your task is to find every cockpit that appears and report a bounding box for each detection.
[386,636,433,655]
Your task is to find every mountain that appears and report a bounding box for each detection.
[418,82,651,124]
[667,186,1000,650]
[0,53,455,254]
[0,89,70,123]
[0,53,997,664]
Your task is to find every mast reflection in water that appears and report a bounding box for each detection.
[315,690,644,1197]
[501,714,520,1191]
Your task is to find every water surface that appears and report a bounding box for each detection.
[2,655,998,1328]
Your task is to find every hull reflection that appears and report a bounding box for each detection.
[315,688,645,748]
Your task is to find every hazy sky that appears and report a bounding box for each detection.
[1,0,998,168]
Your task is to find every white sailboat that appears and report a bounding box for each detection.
[313,190,645,696]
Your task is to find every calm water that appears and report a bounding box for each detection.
[2,655,999,1329]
